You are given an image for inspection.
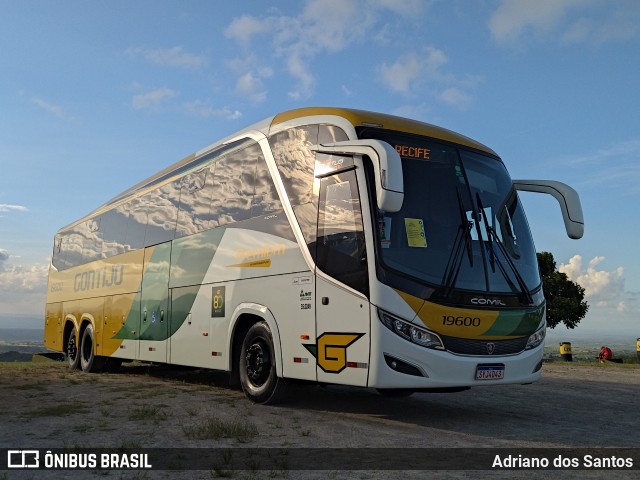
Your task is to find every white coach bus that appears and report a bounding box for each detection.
[44,107,583,403]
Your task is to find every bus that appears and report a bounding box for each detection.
[44,107,584,404]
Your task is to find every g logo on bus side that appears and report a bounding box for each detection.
[303,333,364,373]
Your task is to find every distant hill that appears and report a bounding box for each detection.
[0,351,34,362]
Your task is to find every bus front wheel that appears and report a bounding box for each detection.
[239,321,288,404]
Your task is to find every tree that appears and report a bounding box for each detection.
[537,252,588,329]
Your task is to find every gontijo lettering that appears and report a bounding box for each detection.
[74,265,124,292]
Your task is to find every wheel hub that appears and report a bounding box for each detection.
[67,336,77,360]
[246,342,270,386]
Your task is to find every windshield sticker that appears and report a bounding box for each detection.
[404,218,427,248]
[378,215,392,248]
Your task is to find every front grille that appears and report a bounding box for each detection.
[441,335,528,356]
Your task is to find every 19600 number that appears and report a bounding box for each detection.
[442,316,481,327]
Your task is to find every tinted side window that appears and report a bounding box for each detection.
[176,168,214,238]
[316,170,368,295]
[269,125,318,207]
[251,147,282,217]
[210,144,256,227]
[124,195,148,251]
[143,181,181,246]
[81,218,103,263]
[65,224,86,269]
[52,233,68,270]
[101,206,129,258]
[319,124,349,144]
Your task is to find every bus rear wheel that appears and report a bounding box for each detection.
[66,325,80,370]
[239,321,288,404]
[80,324,106,373]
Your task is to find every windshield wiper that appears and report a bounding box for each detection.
[441,187,473,297]
[476,193,533,305]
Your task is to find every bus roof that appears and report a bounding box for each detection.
[270,107,497,156]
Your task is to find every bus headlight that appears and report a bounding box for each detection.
[525,322,546,350]
[378,309,444,350]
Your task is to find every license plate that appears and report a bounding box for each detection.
[475,364,505,380]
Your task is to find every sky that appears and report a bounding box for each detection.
[1,0,639,338]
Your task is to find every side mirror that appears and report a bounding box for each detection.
[310,139,404,212]
[513,180,584,239]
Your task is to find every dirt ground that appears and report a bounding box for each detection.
[0,359,638,479]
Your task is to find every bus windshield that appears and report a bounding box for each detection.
[362,131,540,297]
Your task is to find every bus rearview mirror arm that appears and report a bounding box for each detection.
[310,140,404,212]
[513,180,584,239]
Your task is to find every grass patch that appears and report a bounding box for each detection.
[119,440,142,449]
[13,383,47,391]
[72,424,95,434]
[0,362,68,378]
[22,400,89,418]
[183,415,258,443]
[128,404,168,422]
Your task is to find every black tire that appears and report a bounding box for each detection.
[376,388,414,398]
[239,321,288,404]
[66,325,80,370]
[79,324,106,373]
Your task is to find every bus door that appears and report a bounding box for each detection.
[314,169,370,386]
[139,242,171,362]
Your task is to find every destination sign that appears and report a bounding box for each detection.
[394,145,431,160]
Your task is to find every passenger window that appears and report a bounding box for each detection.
[210,146,254,226]
[82,217,102,263]
[65,224,86,269]
[176,168,214,237]
[269,125,318,207]
[319,124,349,144]
[52,233,69,270]
[123,195,148,251]
[101,206,129,258]
[316,169,368,295]
[143,181,181,246]
[251,147,282,217]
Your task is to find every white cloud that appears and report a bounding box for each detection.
[439,87,472,109]
[377,46,475,108]
[127,46,206,68]
[559,255,625,308]
[30,97,71,120]
[235,72,268,103]
[379,52,425,94]
[224,0,430,100]
[132,88,177,110]
[489,0,640,45]
[184,101,242,120]
[0,249,48,314]
[225,15,271,44]
[0,204,28,213]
